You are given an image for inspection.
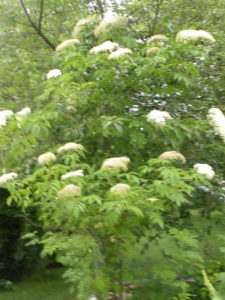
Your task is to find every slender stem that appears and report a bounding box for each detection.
[38,0,44,30]
[150,0,164,35]
[19,0,55,50]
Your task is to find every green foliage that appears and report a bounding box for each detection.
[0,188,46,281]
[0,0,225,299]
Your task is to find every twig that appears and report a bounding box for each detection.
[150,0,164,35]
[38,0,44,30]
[19,0,55,50]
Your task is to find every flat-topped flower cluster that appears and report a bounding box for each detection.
[52,14,216,63]
[0,172,18,185]
[0,107,31,127]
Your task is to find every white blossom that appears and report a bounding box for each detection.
[0,118,6,126]
[88,296,98,300]
[0,172,18,185]
[57,142,84,153]
[194,163,215,180]
[94,16,128,37]
[47,69,62,79]
[16,107,31,121]
[197,30,216,42]
[146,110,172,125]
[72,16,99,38]
[176,29,215,43]
[0,110,14,118]
[89,41,119,54]
[38,152,56,165]
[57,184,81,198]
[76,17,96,27]
[108,48,132,59]
[146,47,160,56]
[0,110,14,127]
[110,183,131,195]
[101,156,130,171]
[159,151,186,164]
[61,170,84,180]
[207,108,225,142]
[56,39,80,51]
[147,34,168,43]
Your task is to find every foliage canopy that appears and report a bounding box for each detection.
[0,0,225,299]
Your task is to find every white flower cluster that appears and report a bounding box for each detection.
[0,110,14,126]
[207,108,225,142]
[57,142,84,153]
[146,110,172,125]
[61,170,84,180]
[108,48,132,59]
[110,183,131,195]
[37,143,84,166]
[56,39,80,51]
[89,41,119,54]
[146,47,160,56]
[47,69,62,79]
[0,172,17,185]
[176,30,215,43]
[16,107,31,121]
[101,156,130,171]
[88,296,98,300]
[193,163,215,180]
[72,16,99,38]
[94,16,128,37]
[147,34,168,43]
[0,107,32,127]
[57,184,81,198]
[38,152,56,165]
[159,151,186,164]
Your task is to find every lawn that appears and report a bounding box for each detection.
[0,268,76,300]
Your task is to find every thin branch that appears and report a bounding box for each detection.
[38,0,44,30]
[19,0,55,50]
[150,0,164,35]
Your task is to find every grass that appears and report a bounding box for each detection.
[0,268,76,300]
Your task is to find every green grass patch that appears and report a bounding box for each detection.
[0,268,76,300]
